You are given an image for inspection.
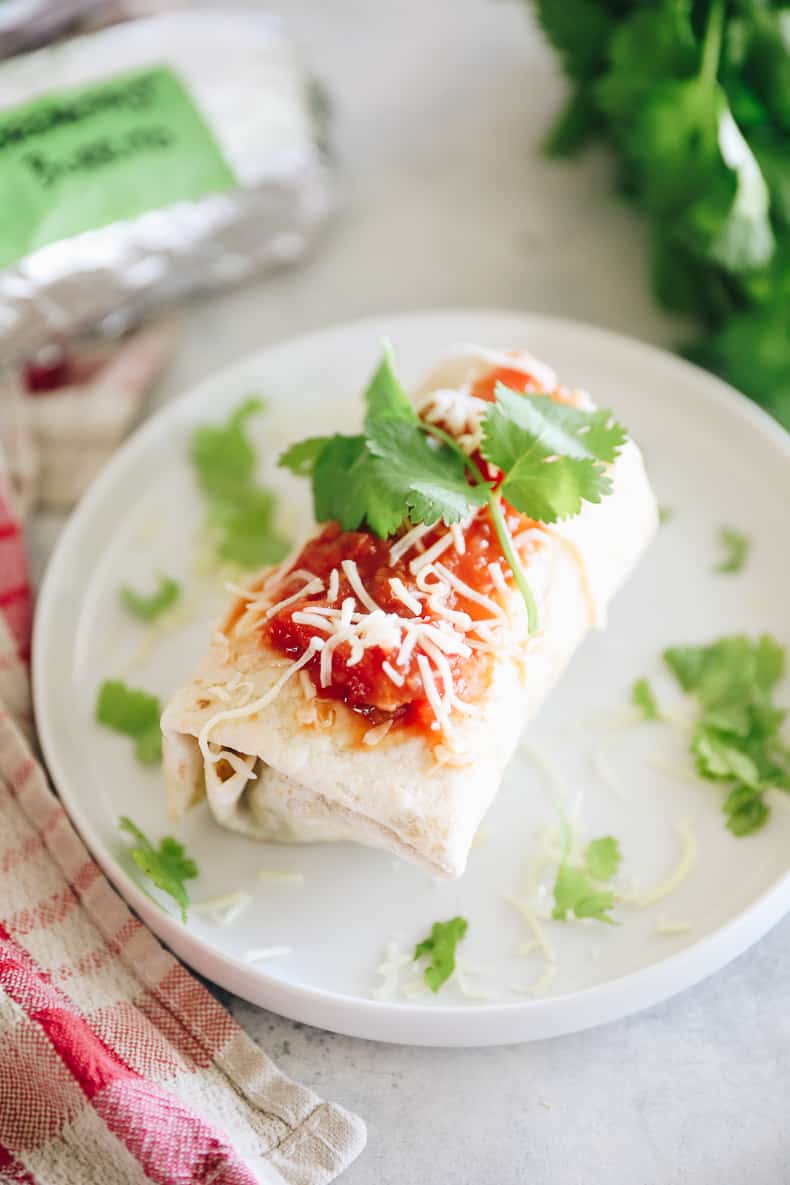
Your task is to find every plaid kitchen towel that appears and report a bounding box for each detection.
[1,314,180,517]
[0,350,366,1184]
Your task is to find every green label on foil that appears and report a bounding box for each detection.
[0,65,236,268]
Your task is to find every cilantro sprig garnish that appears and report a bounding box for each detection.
[96,679,162,764]
[120,575,181,622]
[192,399,290,570]
[413,916,468,992]
[551,820,622,925]
[664,635,790,836]
[119,817,197,921]
[280,349,627,632]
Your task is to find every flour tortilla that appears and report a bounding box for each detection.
[161,347,657,877]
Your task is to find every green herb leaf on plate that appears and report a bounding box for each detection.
[584,835,622,882]
[632,677,661,721]
[96,679,162,764]
[663,635,790,835]
[191,399,290,571]
[120,575,181,622]
[716,525,750,573]
[413,916,468,992]
[119,817,197,921]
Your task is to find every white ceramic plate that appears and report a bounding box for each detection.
[35,310,790,1046]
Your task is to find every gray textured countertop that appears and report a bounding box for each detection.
[29,0,789,1180]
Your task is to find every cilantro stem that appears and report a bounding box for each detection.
[700,0,724,88]
[486,491,539,634]
[420,421,489,485]
[420,421,540,634]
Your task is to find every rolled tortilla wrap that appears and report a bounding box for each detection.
[162,346,657,878]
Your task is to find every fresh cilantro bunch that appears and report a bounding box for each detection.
[413,916,469,991]
[664,634,790,834]
[280,350,626,632]
[529,0,790,427]
[119,817,198,921]
[191,399,290,570]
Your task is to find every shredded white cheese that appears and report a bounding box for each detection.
[382,660,405,687]
[363,719,394,746]
[261,577,324,621]
[244,946,292,962]
[341,559,380,612]
[388,577,422,616]
[506,895,558,996]
[434,562,505,619]
[372,938,412,1000]
[409,529,455,574]
[655,915,691,935]
[620,820,698,908]
[192,890,253,925]
[388,522,433,565]
[327,567,340,602]
[198,637,324,761]
[258,868,304,885]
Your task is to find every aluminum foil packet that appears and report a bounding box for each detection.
[0,0,109,60]
[0,10,332,362]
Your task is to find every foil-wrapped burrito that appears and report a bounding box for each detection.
[0,10,332,361]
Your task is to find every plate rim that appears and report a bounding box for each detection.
[33,306,790,1046]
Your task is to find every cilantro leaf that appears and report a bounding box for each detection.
[96,680,162,764]
[543,86,601,157]
[742,8,790,135]
[723,785,770,837]
[413,916,468,992]
[278,436,331,477]
[552,822,621,924]
[191,400,290,571]
[366,418,488,528]
[208,487,290,569]
[632,677,661,721]
[192,398,262,499]
[584,836,621,882]
[483,385,627,467]
[481,385,624,523]
[552,864,616,925]
[502,455,612,523]
[624,76,720,218]
[533,0,612,83]
[685,299,790,430]
[664,634,790,835]
[716,525,750,573]
[119,817,197,921]
[596,0,697,131]
[303,433,411,538]
[120,575,180,622]
[363,347,416,426]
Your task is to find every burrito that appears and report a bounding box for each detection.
[162,345,657,878]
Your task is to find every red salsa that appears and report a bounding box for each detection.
[256,363,550,735]
[262,508,532,732]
